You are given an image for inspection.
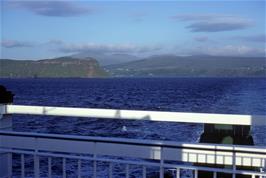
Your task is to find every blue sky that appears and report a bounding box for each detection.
[0,0,265,59]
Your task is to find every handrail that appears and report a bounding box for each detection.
[1,104,266,126]
[0,130,266,154]
[0,147,265,177]
[0,104,266,177]
[1,130,266,168]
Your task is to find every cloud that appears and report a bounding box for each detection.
[1,40,34,48]
[8,1,92,17]
[129,12,147,22]
[236,34,266,43]
[1,39,161,55]
[55,42,162,54]
[194,36,208,42]
[187,21,251,32]
[189,45,265,57]
[47,39,64,45]
[171,14,253,32]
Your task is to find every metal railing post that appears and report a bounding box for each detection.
[0,105,13,178]
[0,85,14,178]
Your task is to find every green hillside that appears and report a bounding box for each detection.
[105,55,266,77]
[0,57,108,78]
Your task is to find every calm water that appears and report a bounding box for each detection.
[1,78,266,177]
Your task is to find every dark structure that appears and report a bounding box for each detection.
[198,123,254,178]
[0,85,14,104]
[200,124,254,145]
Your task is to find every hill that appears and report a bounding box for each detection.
[71,52,139,66]
[0,57,108,78]
[105,55,266,77]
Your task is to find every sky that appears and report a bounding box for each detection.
[0,0,265,60]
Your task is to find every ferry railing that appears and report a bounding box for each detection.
[0,104,266,178]
[2,105,266,126]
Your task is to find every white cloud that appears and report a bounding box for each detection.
[189,45,265,57]
[57,42,162,54]
[1,40,34,48]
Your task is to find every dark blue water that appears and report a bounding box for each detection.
[1,78,266,177]
[0,78,265,145]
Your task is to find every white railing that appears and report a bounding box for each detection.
[2,104,266,125]
[1,131,266,178]
[0,104,266,178]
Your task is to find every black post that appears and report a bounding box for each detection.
[0,85,14,104]
[0,85,14,177]
[197,123,254,178]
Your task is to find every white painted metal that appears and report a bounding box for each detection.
[48,157,52,178]
[194,169,198,178]
[109,162,113,178]
[176,168,180,178]
[2,104,266,126]
[0,105,4,119]
[0,131,265,167]
[0,104,266,177]
[63,158,66,178]
[126,164,129,178]
[93,160,97,178]
[233,151,237,178]
[7,153,12,178]
[0,146,265,177]
[213,172,217,178]
[34,154,40,178]
[21,154,24,178]
[143,166,146,178]
[78,159,81,178]
[160,148,164,178]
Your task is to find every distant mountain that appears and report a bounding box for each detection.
[1,55,265,78]
[0,57,108,78]
[105,55,266,77]
[71,52,139,66]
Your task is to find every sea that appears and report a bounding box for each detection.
[0,77,265,177]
